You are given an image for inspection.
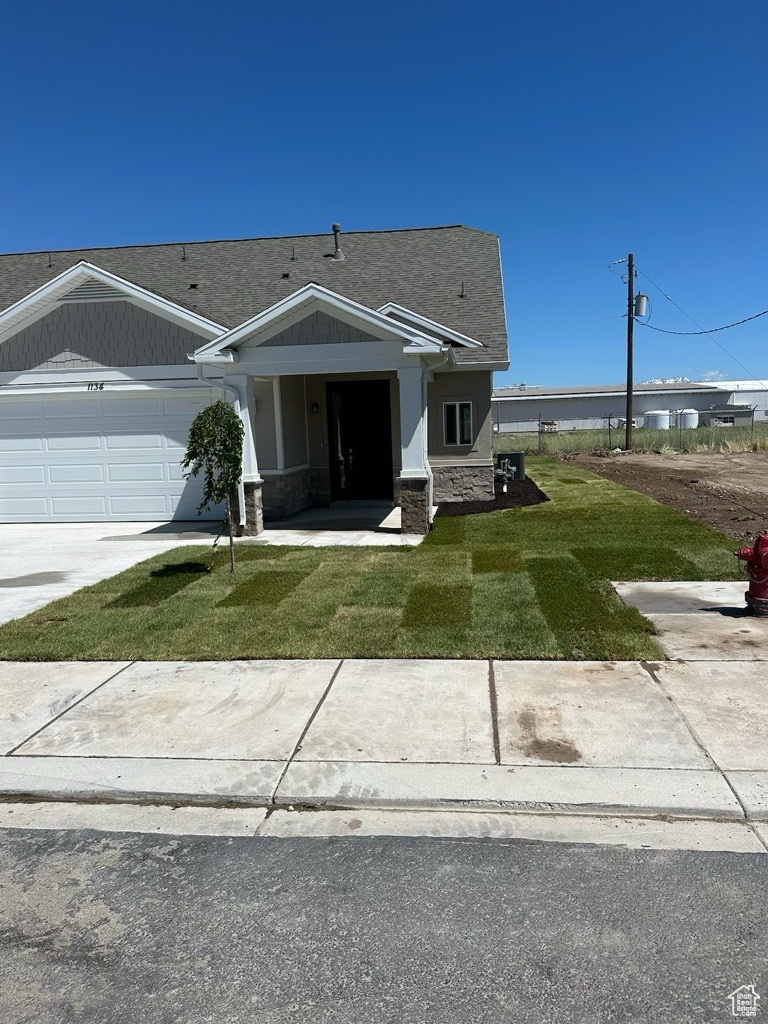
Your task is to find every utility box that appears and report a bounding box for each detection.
[496,451,526,481]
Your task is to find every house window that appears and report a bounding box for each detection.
[444,401,473,446]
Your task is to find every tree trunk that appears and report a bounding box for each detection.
[225,496,236,574]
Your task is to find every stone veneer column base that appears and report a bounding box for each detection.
[233,481,264,536]
[398,476,430,535]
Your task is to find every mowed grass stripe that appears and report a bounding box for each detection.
[218,570,313,607]
[109,561,209,608]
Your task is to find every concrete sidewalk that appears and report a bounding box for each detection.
[1,657,766,832]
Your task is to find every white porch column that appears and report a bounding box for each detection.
[228,374,261,483]
[397,365,428,478]
[227,373,263,535]
[397,365,430,534]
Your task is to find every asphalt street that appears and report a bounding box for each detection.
[1,829,766,1023]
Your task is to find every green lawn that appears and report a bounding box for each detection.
[0,457,742,662]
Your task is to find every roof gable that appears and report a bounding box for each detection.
[0,261,226,345]
[193,283,448,361]
[377,301,483,349]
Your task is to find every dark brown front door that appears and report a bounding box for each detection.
[326,380,394,501]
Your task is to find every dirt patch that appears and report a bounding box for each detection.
[564,451,768,540]
[436,478,549,517]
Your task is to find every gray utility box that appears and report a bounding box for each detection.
[496,451,526,481]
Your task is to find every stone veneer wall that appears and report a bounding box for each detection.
[399,477,430,535]
[261,469,313,520]
[431,463,495,502]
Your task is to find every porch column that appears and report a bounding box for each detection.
[397,365,430,535]
[229,374,263,536]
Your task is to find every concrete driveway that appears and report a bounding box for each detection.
[0,522,219,626]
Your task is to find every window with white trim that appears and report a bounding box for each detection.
[443,401,473,446]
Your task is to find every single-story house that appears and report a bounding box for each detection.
[0,224,509,534]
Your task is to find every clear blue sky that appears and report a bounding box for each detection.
[1,1,765,387]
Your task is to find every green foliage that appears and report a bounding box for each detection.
[181,400,244,515]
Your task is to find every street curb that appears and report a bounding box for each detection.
[0,756,750,822]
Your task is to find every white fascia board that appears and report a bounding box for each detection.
[193,283,445,359]
[0,363,212,388]
[377,301,484,349]
[0,261,227,344]
[227,341,425,377]
[453,359,509,371]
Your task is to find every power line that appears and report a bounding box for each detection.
[508,314,623,336]
[634,266,768,388]
[638,308,768,335]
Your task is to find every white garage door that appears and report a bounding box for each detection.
[0,387,222,522]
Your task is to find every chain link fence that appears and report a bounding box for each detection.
[493,416,768,456]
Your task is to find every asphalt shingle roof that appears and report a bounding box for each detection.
[0,225,508,366]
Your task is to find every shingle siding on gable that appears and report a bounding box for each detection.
[0,301,203,372]
[261,311,382,348]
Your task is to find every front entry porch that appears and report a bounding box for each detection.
[191,282,485,537]
[246,501,425,546]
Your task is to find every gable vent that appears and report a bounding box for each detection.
[59,278,125,303]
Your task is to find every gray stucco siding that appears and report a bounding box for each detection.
[428,370,492,460]
[0,301,205,372]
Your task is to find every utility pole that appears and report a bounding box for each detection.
[625,252,635,450]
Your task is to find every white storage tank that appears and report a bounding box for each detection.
[644,409,671,430]
[678,408,699,429]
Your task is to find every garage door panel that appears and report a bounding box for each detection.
[0,400,42,420]
[5,437,44,452]
[103,395,162,417]
[164,433,191,450]
[0,388,219,523]
[46,435,103,451]
[44,398,100,419]
[0,497,49,515]
[107,463,165,482]
[49,465,105,483]
[109,495,169,515]
[105,434,164,450]
[51,496,108,516]
[164,394,208,416]
[0,465,47,483]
